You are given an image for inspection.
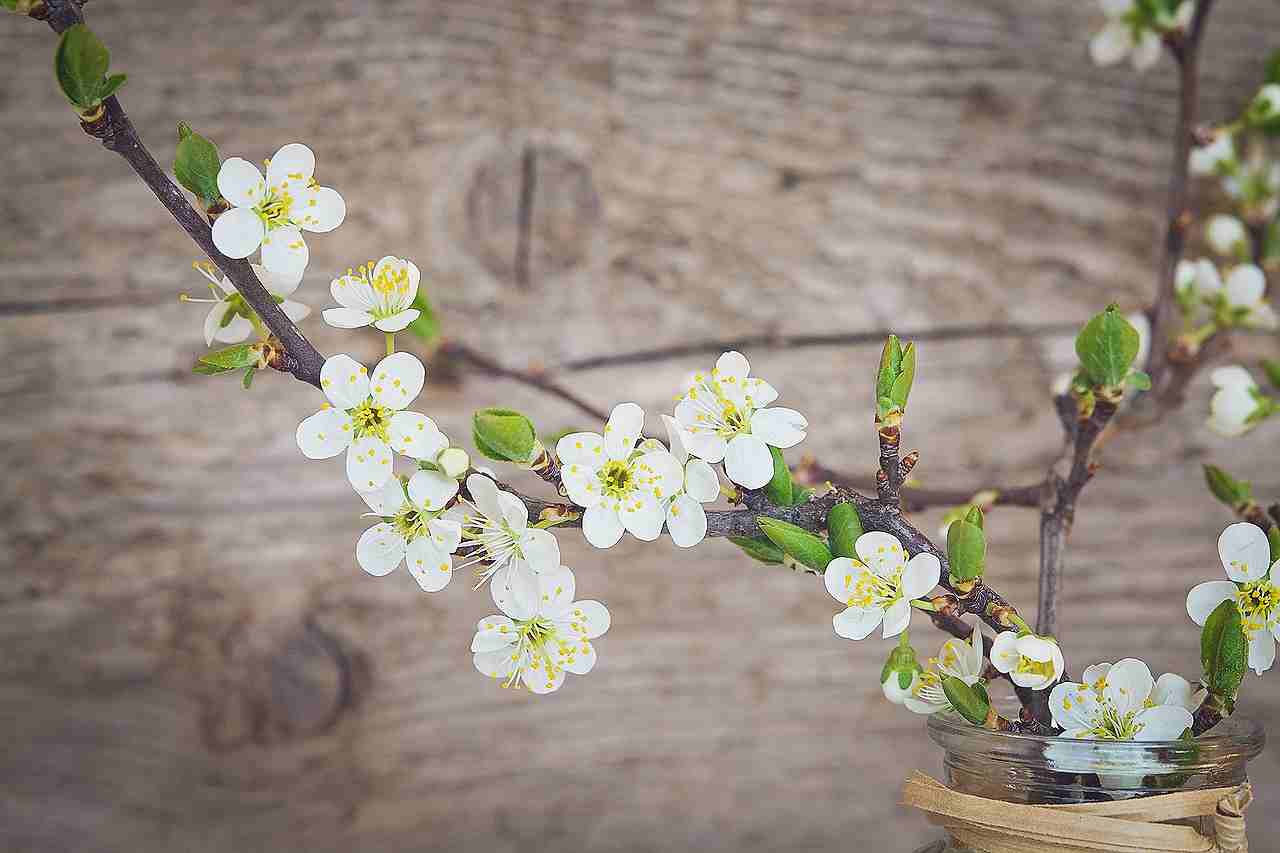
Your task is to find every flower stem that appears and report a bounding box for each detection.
[385,331,396,356]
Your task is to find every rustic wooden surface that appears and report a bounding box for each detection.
[2,1,1279,850]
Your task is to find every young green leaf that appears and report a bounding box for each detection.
[942,676,991,726]
[192,343,258,375]
[826,502,863,559]
[1200,599,1247,702]
[471,408,537,463]
[763,446,793,506]
[1203,465,1252,507]
[756,516,832,572]
[174,122,222,205]
[1075,304,1140,388]
[1269,526,1280,565]
[241,366,255,389]
[947,510,986,583]
[729,535,786,565]
[1261,359,1280,390]
[889,341,916,410]
[54,24,113,112]
[405,289,441,343]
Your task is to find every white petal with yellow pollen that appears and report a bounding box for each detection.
[583,504,625,549]
[296,407,353,459]
[471,615,517,654]
[406,537,453,592]
[359,477,406,516]
[666,493,707,547]
[216,156,265,207]
[388,411,447,460]
[620,491,665,541]
[330,271,376,311]
[408,469,459,511]
[370,352,425,411]
[751,406,808,448]
[603,402,645,460]
[1219,522,1271,582]
[557,432,605,467]
[356,523,405,576]
[855,531,908,576]
[294,185,345,233]
[260,225,309,282]
[346,436,394,492]
[265,142,315,192]
[724,433,772,488]
[211,206,266,259]
[833,606,883,641]
[319,354,369,409]
[372,309,421,333]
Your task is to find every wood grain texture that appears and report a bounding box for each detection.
[2,1,1279,851]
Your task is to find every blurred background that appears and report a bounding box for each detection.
[3,1,1280,850]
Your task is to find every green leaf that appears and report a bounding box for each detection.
[174,122,222,204]
[889,342,916,410]
[947,511,986,583]
[1261,360,1280,390]
[763,446,793,506]
[241,366,255,389]
[826,502,863,559]
[1203,465,1252,507]
[193,343,257,375]
[876,335,903,403]
[471,408,537,463]
[1075,304,1140,388]
[1127,370,1152,391]
[942,676,991,726]
[1269,526,1280,565]
[963,505,984,529]
[55,24,112,111]
[405,288,441,343]
[728,535,785,565]
[791,486,813,505]
[1266,50,1280,85]
[756,516,832,572]
[98,72,127,101]
[1201,600,1247,701]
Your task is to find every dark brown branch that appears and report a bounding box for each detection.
[876,425,903,504]
[793,459,1042,511]
[550,323,1080,374]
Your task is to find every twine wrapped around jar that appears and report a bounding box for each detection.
[902,771,1253,853]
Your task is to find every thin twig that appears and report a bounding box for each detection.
[439,341,611,422]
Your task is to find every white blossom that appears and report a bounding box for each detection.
[185,261,308,346]
[453,473,560,603]
[673,351,807,489]
[1221,264,1278,330]
[557,403,685,549]
[823,531,941,641]
[1250,83,1280,122]
[322,255,422,333]
[1205,214,1249,259]
[1089,0,1164,71]
[1207,366,1271,438]
[472,564,610,694]
[353,476,463,591]
[1190,132,1236,177]
[1187,522,1280,675]
[1049,658,1194,740]
[296,352,438,492]
[990,631,1065,690]
[654,415,722,547]
[211,143,345,281]
[904,627,986,715]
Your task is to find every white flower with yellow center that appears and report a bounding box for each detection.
[557,403,686,549]
[1207,366,1273,438]
[653,415,722,547]
[472,563,610,694]
[184,261,309,346]
[353,476,464,592]
[990,631,1065,690]
[211,143,345,282]
[673,351,807,489]
[322,255,422,333]
[296,352,438,492]
[904,627,986,715]
[1089,0,1179,72]
[823,531,942,641]
[1049,658,1194,741]
[1187,522,1280,675]
[453,473,561,606]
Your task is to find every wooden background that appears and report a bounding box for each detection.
[2,1,1279,850]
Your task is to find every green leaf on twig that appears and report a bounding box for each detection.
[942,676,991,726]
[174,122,222,205]
[826,502,863,560]
[763,446,793,507]
[193,343,257,375]
[729,535,786,565]
[405,289,441,344]
[1075,304,1140,388]
[1201,600,1247,704]
[947,507,986,583]
[472,407,537,463]
[1203,465,1252,507]
[756,516,832,572]
[55,24,126,115]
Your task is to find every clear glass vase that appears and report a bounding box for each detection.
[910,710,1265,853]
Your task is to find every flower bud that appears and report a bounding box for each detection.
[437,447,470,479]
[472,407,537,464]
[881,637,922,706]
[1205,214,1250,259]
[875,334,916,425]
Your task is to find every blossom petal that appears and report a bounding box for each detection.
[254,262,301,296]
[370,352,425,411]
[389,411,448,460]
[1089,21,1130,67]
[466,473,504,522]
[750,407,808,449]
[715,350,750,384]
[1081,662,1112,688]
[558,639,597,675]
[1151,673,1196,711]
[684,459,720,503]
[661,414,690,464]
[474,647,518,681]
[404,537,452,592]
[522,656,566,694]
[666,494,707,547]
[211,206,266,259]
[1219,522,1271,582]
[582,504,624,549]
[428,518,462,553]
[1211,366,1255,391]
[824,557,860,604]
[265,142,315,192]
[1102,658,1154,717]
[833,607,882,641]
[359,476,406,517]
[685,431,727,464]
[724,433,773,488]
[319,353,370,409]
[567,600,610,639]
[203,303,230,347]
[519,528,561,574]
[294,185,345,233]
[1225,264,1266,307]
[322,307,373,329]
[260,225,309,282]
[901,553,942,600]
[562,462,602,508]
[1186,581,1237,625]
[1130,30,1161,71]
[216,157,265,208]
[491,560,540,621]
[557,432,605,467]
[471,615,517,653]
[855,531,908,577]
[346,436,394,492]
[743,377,778,408]
[1248,629,1276,675]
[1050,681,1100,732]
[356,523,405,576]
[407,469,458,511]
[496,490,530,532]
[604,402,645,460]
[296,407,353,459]
[620,492,665,541]
[881,598,911,638]
[280,300,310,324]
[1134,706,1194,741]
[331,271,375,311]
[636,449,684,502]
[989,632,1021,674]
[373,309,421,333]
[536,564,576,616]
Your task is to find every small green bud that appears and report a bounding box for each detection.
[963,505,984,529]
[1075,304,1141,389]
[763,446,793,506]
[729,535,786,565]
[174,122,222,206]
[1201,600,1247,703]
[1203,465,1252,507]
[876,335,916,423]
[942,676,991,726]
[756,516,832,572]
[472,408,537,463]
[881,635,923,704]
[54,24,127,117]
[826,502,864,559]
[947,507,986,583]
[437,447,470,479]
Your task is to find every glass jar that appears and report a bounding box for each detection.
[911,710,1264,853]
